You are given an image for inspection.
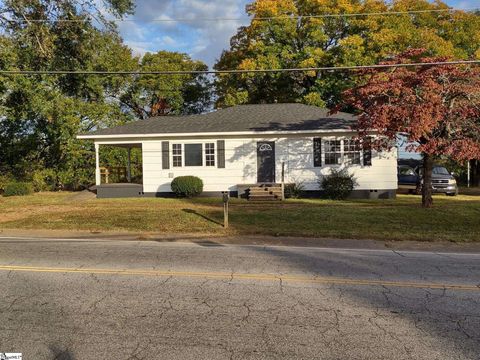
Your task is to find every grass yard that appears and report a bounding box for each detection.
[0,192,479,242]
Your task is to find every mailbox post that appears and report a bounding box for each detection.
[222,191,229,228]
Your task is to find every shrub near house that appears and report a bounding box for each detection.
[171,176,204,198]
[320,169,358,200]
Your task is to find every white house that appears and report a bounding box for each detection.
[77,103,398,199]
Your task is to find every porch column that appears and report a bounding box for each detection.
[95,143,101,186]
[127,147,132,183]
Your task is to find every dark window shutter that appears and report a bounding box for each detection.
[162,141,170,169]
[217,140,225,168]
[313,138,322,167]
[363,137,372,166]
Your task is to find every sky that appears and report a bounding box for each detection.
[113,0,479,159]
[116,0,480,67]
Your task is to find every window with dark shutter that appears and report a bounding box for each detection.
[363,137,373,166]
[217,140,225,168]
[162,141,170,169]
[313,138,322,167]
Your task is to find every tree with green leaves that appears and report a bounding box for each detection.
[215,0,480,108]
[0,0,137,186]
[120,51,212,119]
[0,0,212,189]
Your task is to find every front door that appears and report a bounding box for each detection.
[257,142,276,183]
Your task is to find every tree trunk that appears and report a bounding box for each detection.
[422,154,434,208]
[471,160,480,187]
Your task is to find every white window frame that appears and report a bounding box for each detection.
[320,138,365,167]
[184,143,204,167]
[172,143,182,168]
[343,139,362,166]
[170,142,217,168]
[205,142,216,167]
[324,139,342,166]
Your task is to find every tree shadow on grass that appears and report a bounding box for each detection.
[182,208,223,227]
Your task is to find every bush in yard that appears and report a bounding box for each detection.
[32,169,57,192]
[0,174,13,194]
[320,169,358,200]
[284,180,305,199]
[171,176,204,198]
[3,181,34,197]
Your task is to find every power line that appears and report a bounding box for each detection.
[1,8,478,24]
[1,60,479,76]
[117,8,480,22]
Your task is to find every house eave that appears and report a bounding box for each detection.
[77,129,363,140]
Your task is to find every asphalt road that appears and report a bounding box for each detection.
[0,237,479,360]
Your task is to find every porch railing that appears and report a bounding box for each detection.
[99,166,141,184]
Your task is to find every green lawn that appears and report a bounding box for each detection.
[0,192,479,242]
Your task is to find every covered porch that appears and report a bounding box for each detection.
[94,142,144,198]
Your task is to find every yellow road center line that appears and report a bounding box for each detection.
[0,265,478,291]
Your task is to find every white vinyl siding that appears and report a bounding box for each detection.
[135,134,397,193]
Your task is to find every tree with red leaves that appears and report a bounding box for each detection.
[340,49,480,207]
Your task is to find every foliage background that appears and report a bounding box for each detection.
[215,0,480,108]
[0,0,479,190]
[0,0,212,189]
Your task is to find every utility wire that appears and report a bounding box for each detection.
[1,60,479,76]
[115,8,480,22]
[0,8,478,23]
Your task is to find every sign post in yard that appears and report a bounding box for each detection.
[222,191,229,229]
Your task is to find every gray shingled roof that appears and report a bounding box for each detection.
[81,103,357,137]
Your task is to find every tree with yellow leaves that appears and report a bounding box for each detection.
[214,0,480,108]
